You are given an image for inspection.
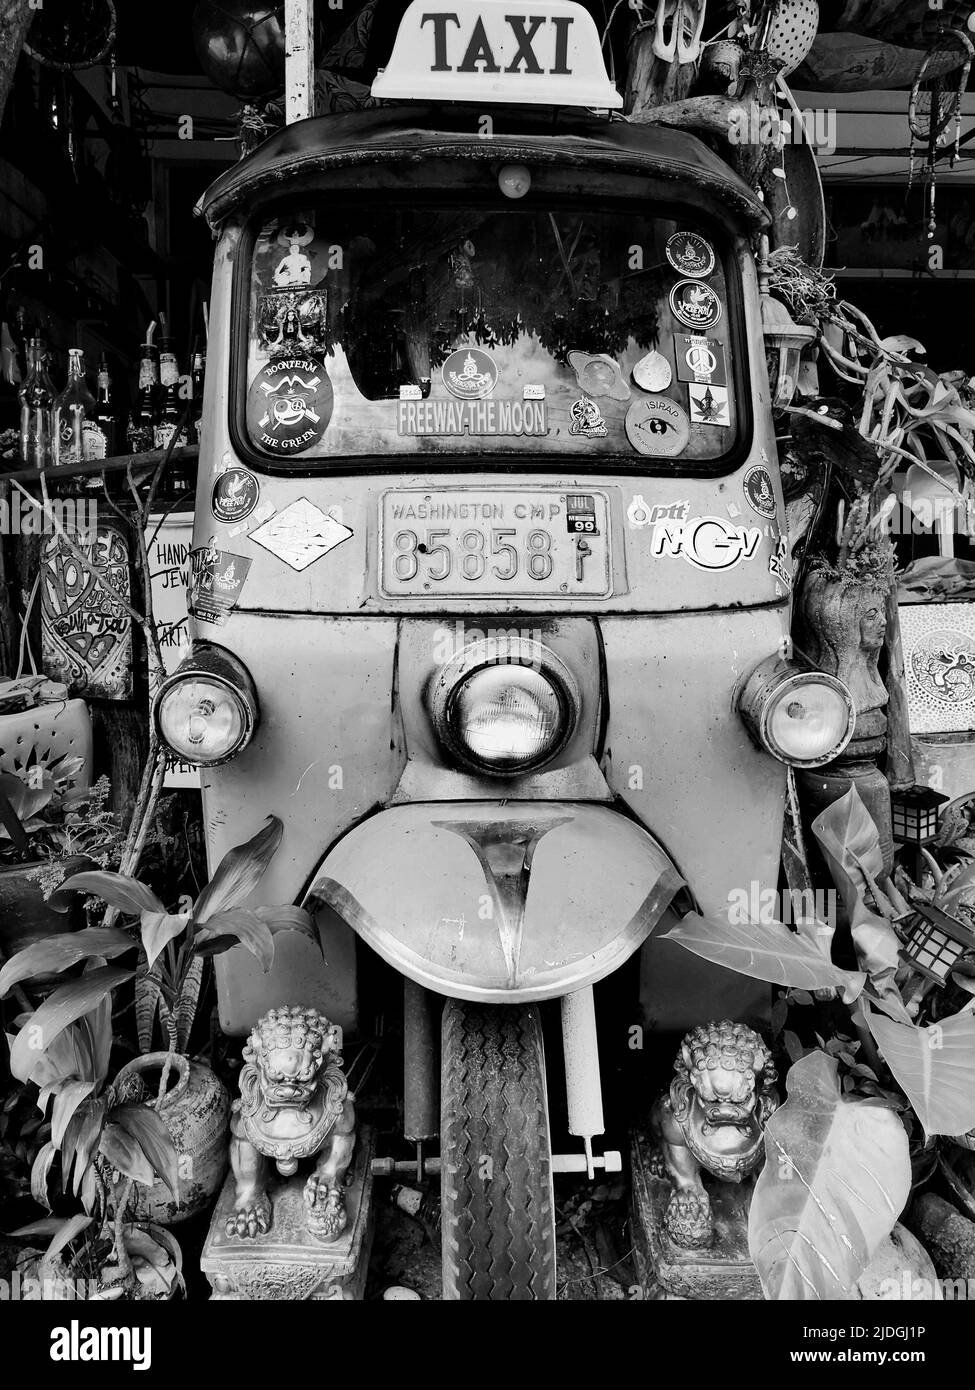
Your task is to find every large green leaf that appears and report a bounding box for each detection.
[7,967,134,1082]
[174,956,205,1052]
[140,911,189,969]
[98,1122,155,1186]
[30,1142,56,1211]
[748,1052,911,1299]
[52,871,166,917]
[192,815,283,924]
[0,929,134,997]
[108,1103,178,1197]
[194,908,275,972]
[255,904,321,952]
[10,1213,93,1265]
[62,1095,107,1197]
[811,785,888,919]
[135,963,163,1053]
[660,913,865,999]
[865,1007,975,1139]
[51,1080,98,1148]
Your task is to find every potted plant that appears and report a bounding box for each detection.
[0,759,123,964]
[1,814,319,1228]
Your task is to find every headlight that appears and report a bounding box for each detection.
[431,637,579,776]
[737,654,854,769]
[153,644,258,767]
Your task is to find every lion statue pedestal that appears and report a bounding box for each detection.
[630,1021,779,1300]
[200,1006,376,1301]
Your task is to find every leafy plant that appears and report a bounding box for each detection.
[748,1051,911,1299]
[0,761,124,885]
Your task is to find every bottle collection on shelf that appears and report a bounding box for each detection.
[17,318,206,474]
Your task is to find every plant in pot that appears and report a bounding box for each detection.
[2,963,183,1300]
[658,786,975,1299]
[2,814,319,1228]
[0,759,124,965]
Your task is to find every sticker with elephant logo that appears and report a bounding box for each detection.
[247,355,333,455]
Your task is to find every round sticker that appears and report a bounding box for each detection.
[743,464,777,520]
[670,281,722,331]
[624,396,690,457]
[666,232,716,279]
[632,350,672,393]
[212,468,259,524]
[441,347,498,400]
[247,356,333,456]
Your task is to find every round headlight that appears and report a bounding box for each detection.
[738,655,854,769]
[432,638,579,777]
[153,644,258,767]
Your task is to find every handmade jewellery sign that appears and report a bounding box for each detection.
[146,513,199,789]
[371,0,623,107]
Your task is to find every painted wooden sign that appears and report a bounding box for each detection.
[41,521,133,701]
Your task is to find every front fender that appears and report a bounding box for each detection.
[305,802,684,1003]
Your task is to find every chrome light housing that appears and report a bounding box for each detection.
[737,653,854,769]
[430,636,580,777]
[152,643,258,767]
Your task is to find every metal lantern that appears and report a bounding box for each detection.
[901,902,975,987]
[891,784,949,845]
[757,236,818,409]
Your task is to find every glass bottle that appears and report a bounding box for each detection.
[154,337,188,450]
[127,339,159,454]
[54,348,101,466]
[94,355,116,458]
[19,338,55,470]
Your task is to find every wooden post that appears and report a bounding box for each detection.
[884,588,917,793]
[285,0,316,125]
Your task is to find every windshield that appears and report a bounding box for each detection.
[239,200,746,471]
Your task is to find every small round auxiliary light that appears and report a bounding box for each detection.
[498,163,532,200]
[737,653,854,769]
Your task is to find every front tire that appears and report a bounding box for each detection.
[440,1000,556,1300]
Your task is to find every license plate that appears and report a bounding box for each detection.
[379,488,612,598]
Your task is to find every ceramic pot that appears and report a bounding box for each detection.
[113,1053,230,1225]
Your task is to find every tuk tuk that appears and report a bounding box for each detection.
[154,0,855,1298]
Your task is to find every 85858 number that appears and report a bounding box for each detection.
[391,527,554,583]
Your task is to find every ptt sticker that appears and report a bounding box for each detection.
[666,232,716,279]
[624,396,690,457]
[211,468,259,524]
[675,336,727,386]
[568,397,607,439]
[188,544,252,626]
[566,493,600,535]
[743,464,777,520]
[769,537,794,590]
[567,351,630,401]
[652,516,763,572]
[442,348,498,400]
[670,281,722,331]
[249,497,353,572]
[627,497,689,529]
[688,384,731,427]
[247,355,333,455]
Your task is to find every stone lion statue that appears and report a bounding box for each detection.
[227,1005,356,1244]
[650,1021,779,1250]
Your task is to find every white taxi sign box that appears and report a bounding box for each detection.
[371,0,623,109]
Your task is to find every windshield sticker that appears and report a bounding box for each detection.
[398,398,547,436]
[566,351,630,401]
[211,469,259,525]
[250,498,353,572]
[247,356,333,455]
[651,516,763,572]
[675,336,727,386]
[188,544,252,627]
[688,384,731,427]
[666,232,716,279]
[441,348,498,400]
[632,350,672,393]
[670,280,722,331]
[568,397,607,439]
[258,289,327,354]
[624,396,690,457]
[743,464,777,519]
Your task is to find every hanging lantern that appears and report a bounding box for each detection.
[901,902,975,987]
[890,784,949,845]
[757,237,818,409]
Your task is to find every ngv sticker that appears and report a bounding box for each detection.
[651,515,763,571]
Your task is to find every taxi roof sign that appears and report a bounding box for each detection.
[371,0,623,109]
